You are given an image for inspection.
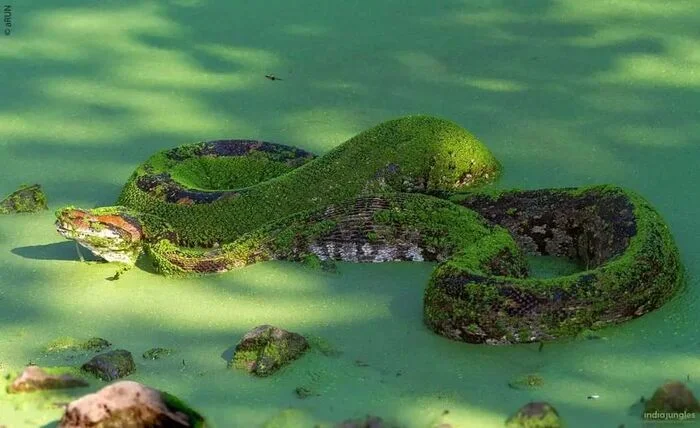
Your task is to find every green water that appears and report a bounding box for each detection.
[1,1,699,427]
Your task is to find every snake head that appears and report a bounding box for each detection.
[55,206,145,265]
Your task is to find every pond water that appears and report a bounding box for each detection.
[1,1,699,427]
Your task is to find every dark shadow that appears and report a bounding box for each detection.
[11,241,101,261]
[220,345,236,363]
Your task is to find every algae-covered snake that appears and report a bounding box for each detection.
[55,116,683,344]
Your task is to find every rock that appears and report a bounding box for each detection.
[81,349,135,381]
[6,366,88,393]
[0,184,48,214]
[44,337,112,354]
[643,381,700,413]
[58,380,205,427]
[143,347,174,360]
[506,402,562,428]
[508,374,545,390]
[229,325,309,377]
[295,386,317,399]
[336,415,398,428]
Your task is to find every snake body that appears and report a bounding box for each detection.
[55,116,683,344]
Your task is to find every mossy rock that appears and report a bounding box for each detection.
[0,184,48,214]
[44,337,112,354]
[505,402,563,428]
[425,185,684,344]
[80,349,135,381]
[229,325,309,377]
[142,347,174,360]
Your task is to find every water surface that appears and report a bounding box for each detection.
[1,1,699,427]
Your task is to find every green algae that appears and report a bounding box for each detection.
[142,347,174,360]
[116,115,500,247]
[43,337,112,355]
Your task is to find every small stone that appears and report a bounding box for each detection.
[142,347,174,360]
[229,325,309,377]
[0,184,48,214]
[643,381,700,413]
[81,349,135,381]
[295,386,316,399]
[58,380,205,427]
[506,402,562,428]
[6,366,88,393]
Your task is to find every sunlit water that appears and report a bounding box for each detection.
[1,1,699,427]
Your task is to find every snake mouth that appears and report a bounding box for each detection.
[55,220,76,238]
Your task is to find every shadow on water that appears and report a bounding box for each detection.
[11,241,100,262]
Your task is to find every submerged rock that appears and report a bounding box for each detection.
[81,349,135,381]
[508,374,545,390]
[506,402,562,428]
[44,336,112,354]
[59,380,205,427]
[643,381,700,413]
[143,347,174,360]
[0,184,48,214]
[229,325,309,377]
[6,366,88,393]
[294,386,318,399]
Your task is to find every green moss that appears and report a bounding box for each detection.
[302,253,323,270]
[0,184,48,214]
[117,115,500,248]
[171,152,296,190]
[229,327,309,377]
[44,337,111,354]
[142,347,174,360]
[428,185,684,344]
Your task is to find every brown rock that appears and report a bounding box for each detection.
[643,381,700,413]
[59,381,205,427]
[6,366,88,393]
